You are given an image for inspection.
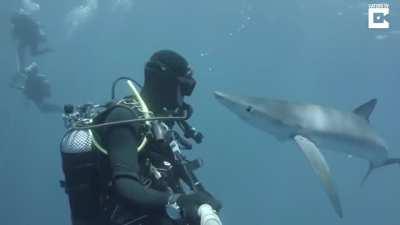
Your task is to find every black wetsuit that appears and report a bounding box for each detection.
[101,106,178,225]
[23,74,62,113]
[11,12,50,69]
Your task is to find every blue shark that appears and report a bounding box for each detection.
[214,91,400,218]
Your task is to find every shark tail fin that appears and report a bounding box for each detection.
[360,158,400,187]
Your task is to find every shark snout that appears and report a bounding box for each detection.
[213,91,226,100]
[213,91,244,114]
[213,91,232,106]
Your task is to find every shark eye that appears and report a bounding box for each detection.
[246,106,253,113]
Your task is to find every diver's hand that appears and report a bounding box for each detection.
[177,191,222,221]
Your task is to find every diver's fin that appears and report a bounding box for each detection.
[361,158,400,186]
[353,99,377,122]
[36,102,63,114]
[294,135,343,218]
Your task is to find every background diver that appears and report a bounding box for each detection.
[60,50,222,225]
[11,62,62,113]
[10,9,52,72]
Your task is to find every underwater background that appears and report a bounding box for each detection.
[0,0,399,224]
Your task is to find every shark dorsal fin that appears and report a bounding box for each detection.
[353,99,377,122]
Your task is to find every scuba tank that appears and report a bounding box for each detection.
[60,103,109,225]
[59,78,151,225]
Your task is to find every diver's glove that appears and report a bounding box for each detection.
[175,191,222,222]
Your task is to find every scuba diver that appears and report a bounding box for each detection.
[11,62,62,113]
[10,9,52,72]
[60,50,223,225]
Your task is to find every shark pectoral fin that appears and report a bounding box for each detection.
[293,135,343,218]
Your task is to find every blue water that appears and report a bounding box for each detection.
[0,0,399,224]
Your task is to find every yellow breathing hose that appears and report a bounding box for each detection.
[126,80,150,152]
[91,80,151,154]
